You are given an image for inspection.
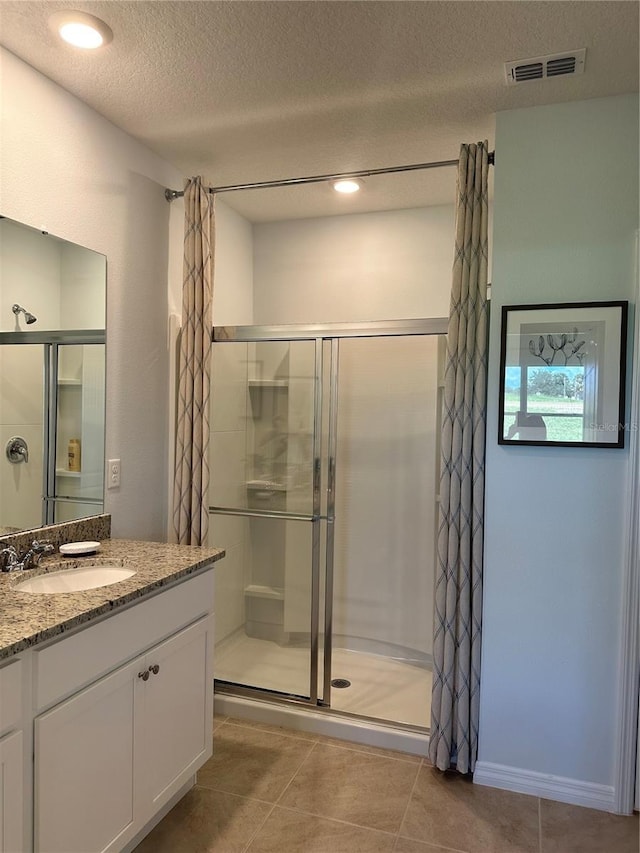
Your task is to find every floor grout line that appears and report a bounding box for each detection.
[194,782,284,807]
[273,739,320,806]
[222,716,322,744]
[538,796,543,853]
[241,802,277,853]
[255,741,426,842]
[314,737,424,764]
[267,801,399,837]
[392,755,424,851]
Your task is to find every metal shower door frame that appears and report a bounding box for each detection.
[0,330,105,526]
[42,337,106,524]
[210,330,327,705]
[212,318,447,710]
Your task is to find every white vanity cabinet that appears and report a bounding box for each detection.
[31,567,215,853]
[0,657,24,853]
[0,730,24,853]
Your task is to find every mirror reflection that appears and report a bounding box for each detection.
[0,217,106,533]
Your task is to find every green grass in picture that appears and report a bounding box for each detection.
[503,392,583,415]
[543,416,584,442]
[503,411,584,442]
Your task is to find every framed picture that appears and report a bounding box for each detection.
[498,301,628,448]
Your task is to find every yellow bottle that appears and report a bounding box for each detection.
[68,438,81,472]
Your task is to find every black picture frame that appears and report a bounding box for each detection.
[498,300,628,448]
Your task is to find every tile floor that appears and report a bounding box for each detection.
[134,715,639,853]
[216,634,432,727]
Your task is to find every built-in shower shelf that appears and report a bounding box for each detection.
[58,377,82,386]
[246,480,287,492]
[55,468,81,478]
[244,584,285,601]
[248,379,289,388]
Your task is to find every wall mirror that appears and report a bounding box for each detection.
[498,300,628,448]
[0,216,106,533]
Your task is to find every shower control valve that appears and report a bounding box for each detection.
[6,436,29,464]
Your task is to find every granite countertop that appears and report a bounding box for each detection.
[0,538,225,661]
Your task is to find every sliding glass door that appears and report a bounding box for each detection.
[211,320,446,723]
[210,337,322,702]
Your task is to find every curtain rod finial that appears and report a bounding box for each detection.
[165,188,183,202]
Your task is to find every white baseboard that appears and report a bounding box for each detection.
[474,761,616,813]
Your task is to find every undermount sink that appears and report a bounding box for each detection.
[14,563,136,594]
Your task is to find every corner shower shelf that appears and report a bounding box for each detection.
[246,480,287,492]
[55,468,81,478]
[243,584,285,601]
[57,378,82,386]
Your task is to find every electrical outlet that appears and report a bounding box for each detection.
[108,458,120,489]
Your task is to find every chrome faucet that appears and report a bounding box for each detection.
[0,540,55,572]
[0,546,19,572]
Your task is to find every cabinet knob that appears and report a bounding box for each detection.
[138,670,150,681]
[149,664,160,675]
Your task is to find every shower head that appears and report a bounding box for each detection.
[12,304,37,325]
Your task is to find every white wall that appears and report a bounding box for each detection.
[253,205,455,323]
[60,242,106,329]
[0,48,183,540]
[479,94,639,801]
[0,219,63,331]
[213,200,254,326]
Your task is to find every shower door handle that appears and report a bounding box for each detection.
[322,337,340,705]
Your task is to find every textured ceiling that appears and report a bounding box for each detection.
[0,1,638,221]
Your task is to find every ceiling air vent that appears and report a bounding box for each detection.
[505,49,586,85]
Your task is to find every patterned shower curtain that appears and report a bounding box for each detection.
[172,177,214,545]
[429,142,489,774]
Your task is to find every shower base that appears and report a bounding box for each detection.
[215,633,432,753]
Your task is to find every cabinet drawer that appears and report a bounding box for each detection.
[34,568,214,712]
[0,658,22,735]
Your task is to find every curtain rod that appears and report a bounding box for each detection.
[164,151,495,201]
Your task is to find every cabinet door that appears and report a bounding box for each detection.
[139,616,213,819]
[0,730,23,853]
[34,659,140,853]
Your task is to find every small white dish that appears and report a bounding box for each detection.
[59,541,101,556]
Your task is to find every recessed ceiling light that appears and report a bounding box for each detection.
[49,11,113,49]
[333,179,362,194]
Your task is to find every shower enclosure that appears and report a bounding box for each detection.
[0,330,105,530]
[211,319,446,730]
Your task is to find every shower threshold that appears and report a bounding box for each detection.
[214,687,430,759]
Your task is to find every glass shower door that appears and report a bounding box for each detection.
[210,338,322,701]
[47,343,106,523]
[327,334,440,726]
[0,343,44,532]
